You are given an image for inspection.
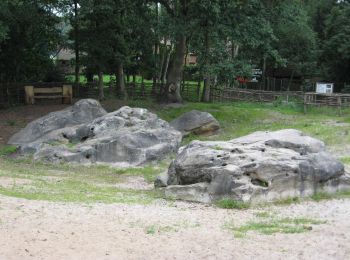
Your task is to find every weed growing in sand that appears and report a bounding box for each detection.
[145,225,176,234]
[215,199,250,209]
[254,211,273,218]
[225,216,326,238]
[143,221,200,235]
[273,197,300,206]
[311,190,350,201]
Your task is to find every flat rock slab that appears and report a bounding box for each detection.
[9,99,182,166]
[156,129,350,203]
[170,110,220,136]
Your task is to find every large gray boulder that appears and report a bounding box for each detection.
[170,110,220,136]
[9,100,182,166]
[9,99,107,145]
[156,129,350,203]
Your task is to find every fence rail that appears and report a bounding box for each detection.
[1,82,350,112]
[303,92,350,113]
[211,87,303,103]
[0,81,201,107]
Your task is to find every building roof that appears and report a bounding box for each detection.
[56,48,75,61]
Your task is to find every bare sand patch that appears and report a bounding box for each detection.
[0,195,349,260]
[0,177,33,188]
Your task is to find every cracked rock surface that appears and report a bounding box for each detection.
[9,99,182,166]
[156,129,350,203]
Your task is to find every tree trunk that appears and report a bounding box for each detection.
[262,56,267,90]
[159,45,171,97]
[202,26,211,102]
[158,44,166,83]
[162,47,171,83]
[73,0,80,95]
[98,70,104,100]
[117,63,128,100]
[165,36,186,103]
[152,4,159,94]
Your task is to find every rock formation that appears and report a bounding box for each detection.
[156,129,350,203]
[9,99,182,166]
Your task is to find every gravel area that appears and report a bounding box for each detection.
[0,195,349,260]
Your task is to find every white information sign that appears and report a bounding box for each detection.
[316,82,334,94]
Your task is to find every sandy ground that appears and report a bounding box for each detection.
[0,195,349,260]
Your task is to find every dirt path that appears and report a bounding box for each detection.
[0,195,349,260]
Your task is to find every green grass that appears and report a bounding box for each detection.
[274,197,301,206]
[66,74,201,86]
[225,215,326,238]
[215,198,250,209]
[123,100,350,147]
[0,145,17,156]
[340,157,350,164]
[1,100,350,205]
[0,157,167,204]
[5,119,16,126]
[310,190,350,201]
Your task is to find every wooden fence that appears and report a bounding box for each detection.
[211,87,303,103]
[303,92,350,112]
[2,82,350,112]
[0,81,201,107]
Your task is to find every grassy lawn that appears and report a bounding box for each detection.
[0,100,349,204]
[0,157,167,204]
[127,100,350,150]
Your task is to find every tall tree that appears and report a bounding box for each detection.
[322,1,350,82]
[0,0,62,82]
[272,0,317,88]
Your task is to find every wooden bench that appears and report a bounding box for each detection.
[24,85,73,105]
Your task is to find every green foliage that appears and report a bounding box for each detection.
[273,1,317,71]
[322,2,350,82]
[5,119,16,126]
[0,146,17,156]
[0,0,62,82]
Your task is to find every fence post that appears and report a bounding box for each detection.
[62,85,73,104]
[337,96,342,116]
[197,81,201,102]
[24,85,34,105]
[303,93,308,113]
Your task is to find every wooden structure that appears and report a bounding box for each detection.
[24,85,73,105]
[211,87,303,103]
[303,92,350,113]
